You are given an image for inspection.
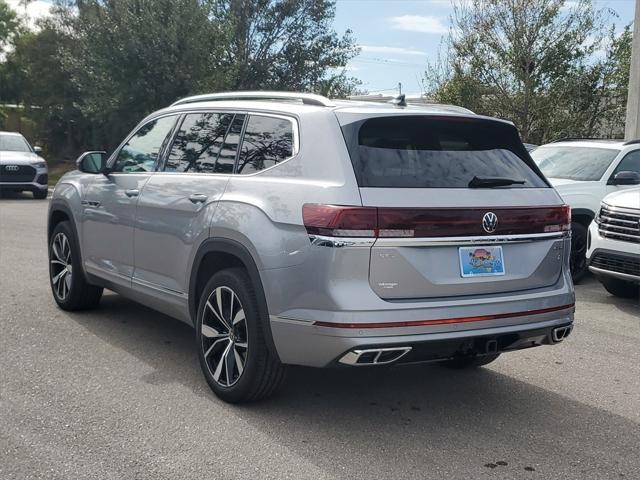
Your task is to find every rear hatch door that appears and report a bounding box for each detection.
[336,112,569,300]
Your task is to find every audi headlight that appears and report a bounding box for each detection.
[33,161,47,169]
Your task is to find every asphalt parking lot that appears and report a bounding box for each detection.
[1,194,639,480]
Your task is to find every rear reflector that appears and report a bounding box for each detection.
[302,204,571,238]
[313,303,575,329]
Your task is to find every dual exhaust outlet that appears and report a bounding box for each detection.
[339,347,412,366]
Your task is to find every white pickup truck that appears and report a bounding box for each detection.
[531,139,640,281]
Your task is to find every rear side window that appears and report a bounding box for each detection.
[237,115,294,174]
[339,116,547,188]
[166,113,234,173]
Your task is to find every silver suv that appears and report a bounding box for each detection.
[48,92,575,403]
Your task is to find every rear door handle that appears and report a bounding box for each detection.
[125,189,139,198]
[189,193,208,204]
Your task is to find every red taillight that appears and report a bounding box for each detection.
[302,204,377,237]
[303,204,571,238]
[546,204,572,233]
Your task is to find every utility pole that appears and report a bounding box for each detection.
[624,0,640,140]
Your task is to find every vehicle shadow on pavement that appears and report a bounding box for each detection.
[576,276,640,315]
[68,292,639,479]
[0,191,45,200]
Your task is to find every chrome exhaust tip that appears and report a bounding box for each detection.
[339,346,412,366]
[552,325,573,343]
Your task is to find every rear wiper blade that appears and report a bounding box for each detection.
[468,176,526,188]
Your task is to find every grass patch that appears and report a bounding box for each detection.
[48,162,75,186]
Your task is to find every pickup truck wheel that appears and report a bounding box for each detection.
[49,221,103,310]
[196,268,286,403]
[440,353,500,369]
[601,277,639,299]
[570,222,588,283]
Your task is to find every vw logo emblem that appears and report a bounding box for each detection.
[482,212,498,233]
[5,165,19,172]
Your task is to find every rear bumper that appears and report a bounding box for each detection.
[261,226,574,367]
[270,304,574,367]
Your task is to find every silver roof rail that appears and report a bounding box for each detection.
[171,91,335,107]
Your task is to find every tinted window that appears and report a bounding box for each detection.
[237,115,294,174]
[0,134,31,152]
[112,116,177,173]
[215,114,245,174]
[612,150,640,175]
[165,113,234,173]
[340,116,546,188]
[531,146,619,181]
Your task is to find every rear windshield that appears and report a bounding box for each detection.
[339,115,547,188]
[530,146,619,181]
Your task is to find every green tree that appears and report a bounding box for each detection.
[425,0,628,143]
[48,0,358,150]
[597,25,633,138]
[0,0,20,50]
[2,25,87,156]
[2,0,359,158]
[0,0,21,125]
[210,0,359,97]
[53,0,223,150]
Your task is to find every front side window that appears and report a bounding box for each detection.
[112,116,177,173]
[0,134,32,153]
[611,150,640,176]
[531,146,619,181]
[165,113,234,173]
[237,115,294,174]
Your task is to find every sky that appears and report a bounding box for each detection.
[7,0,638,96]
[333,0,637,95]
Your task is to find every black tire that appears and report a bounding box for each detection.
[196,268,285,403]
[600,277,639,299]
[33,189,48,199]
[49,221,103,310]
[440,353,501,369]
[570,222,588,283]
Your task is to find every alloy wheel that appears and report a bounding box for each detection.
[50,232,72,301]
[201,286,248,387]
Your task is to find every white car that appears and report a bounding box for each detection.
[586,188,640,298]
[0,131,49,199]
[531,139,640,280]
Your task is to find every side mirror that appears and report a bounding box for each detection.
[33,146,43,154]
[610,171,640,186]
[77,151,107,174]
